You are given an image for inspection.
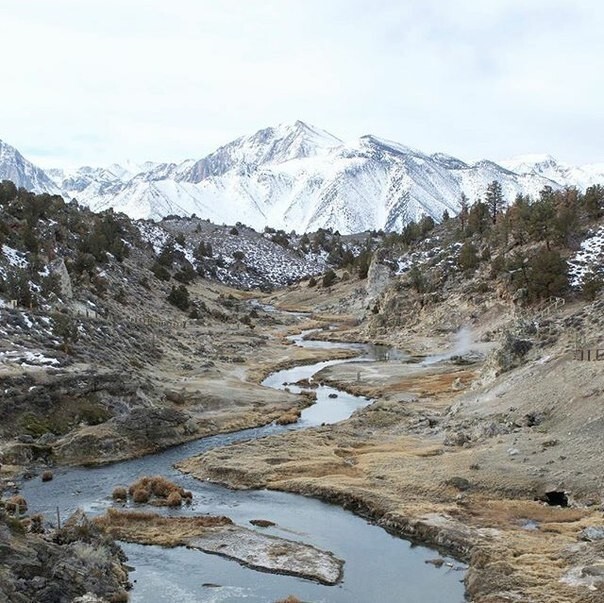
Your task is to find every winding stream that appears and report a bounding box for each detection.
[21,325,465,602]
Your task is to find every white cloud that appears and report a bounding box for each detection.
[1,0,603,167]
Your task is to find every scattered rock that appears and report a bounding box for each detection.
[580,527,604,541]
[445,477,471,491]
[250,519,276,528]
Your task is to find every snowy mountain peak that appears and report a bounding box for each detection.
[359,134,422,158]
[3,125,604,235]
[0,139,60,194]
[183,121,343,184]
[500,154,560,175]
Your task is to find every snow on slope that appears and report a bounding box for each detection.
[568,226,604,288]
[4,124,604,235]
[138,218,328,289]
[64,122,575,234]
[500,155,604,190]
[0,139,60,194]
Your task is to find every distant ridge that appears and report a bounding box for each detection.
[2,123,604,233]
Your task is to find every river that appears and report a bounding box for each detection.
[21,325,466,602]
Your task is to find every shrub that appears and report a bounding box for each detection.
[132,488,150,504]
[166,491,182,507]
[6,495,28,515]
[112,487,128,502]
[151,262,171,281]
[149,476,179,498]
[29,513,44,533]
[307,276,317,288]
[322,269,337,288]
[167,285,190,311]
[41,470,54,482]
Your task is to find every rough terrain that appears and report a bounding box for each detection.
[178,276,604,603]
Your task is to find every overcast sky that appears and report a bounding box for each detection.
[2,0,603,168]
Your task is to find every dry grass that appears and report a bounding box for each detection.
[112,487,128,502]
[276,410,301,425]
[166,491,182,507]
[94,508,232,546]
[462,498,591,530]
[5,495,27,515]
[132,488,150,504]
[121,475,192,506]
[274,596,302,603]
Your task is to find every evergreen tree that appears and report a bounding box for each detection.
[458,241,480,273]
[527,248,568,300]
[167,284,190,310]
[458,192,469,232]
[485,180,504,224]
[408,265,426,293]
[322,269,337,287]
[584,184,604,219]
[467,201,491,236]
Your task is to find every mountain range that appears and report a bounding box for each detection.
[2,122,603,234]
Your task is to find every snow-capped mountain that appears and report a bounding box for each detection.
[77,123,561,233]
[499,154,604,191]
[0,139,60,194]
[2,124,603,233]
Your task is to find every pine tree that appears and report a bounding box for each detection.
[485,180,504,224]
[458,192,469,232]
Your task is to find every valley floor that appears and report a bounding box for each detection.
[177,287,604,603]
[2,277,604,602]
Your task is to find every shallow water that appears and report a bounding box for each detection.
[22,329,466,603]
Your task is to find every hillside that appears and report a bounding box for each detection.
[1,181,604,602]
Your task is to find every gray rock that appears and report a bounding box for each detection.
[49,258,73,300]
[580,526,604,541]
[581,564,604,578]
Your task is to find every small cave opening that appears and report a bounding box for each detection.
[538,490,569,507]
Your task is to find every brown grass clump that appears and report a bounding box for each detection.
[166,491,182,507]
[124,475,192,506]
[29,513,44,533]
[149,476,180,498]
[132,488,150,504]
[5,495,28,515]
[275,597,302,603]
[276,410,301,425]
[112,487,128,502]
[41,470,53,482]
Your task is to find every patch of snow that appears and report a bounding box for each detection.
[568,226,604,288]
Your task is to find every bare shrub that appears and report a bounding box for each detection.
[5,495,28,515]
[166,491,182,507]
[112,487,128,502]
[132,489,150,504]
[41,470,54,482]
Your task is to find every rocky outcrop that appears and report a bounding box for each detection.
[365,249,394,302]
[49,258,73,300]
[0,509,129,603]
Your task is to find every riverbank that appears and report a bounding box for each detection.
[0,290,359,472]
[177,302,604,602]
